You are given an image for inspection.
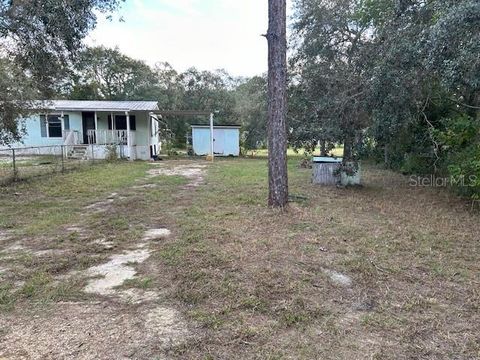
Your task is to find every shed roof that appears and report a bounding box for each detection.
[191,124,241,129]
[33,100,159,112]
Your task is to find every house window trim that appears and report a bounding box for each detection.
[44,114,65,139]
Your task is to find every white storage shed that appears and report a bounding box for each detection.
[191,125,241,157]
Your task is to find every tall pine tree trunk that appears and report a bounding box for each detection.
[266,0,288,208]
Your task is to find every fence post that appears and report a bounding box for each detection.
[61,145,65,172]
[12,149,17,181]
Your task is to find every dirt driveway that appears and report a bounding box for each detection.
[0,161,206,359]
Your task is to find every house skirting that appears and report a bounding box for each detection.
[85,145,150,160]
[1,145,151,161]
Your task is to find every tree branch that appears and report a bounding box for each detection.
[448,97,480,110]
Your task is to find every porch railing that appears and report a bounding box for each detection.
[63,130,81,145]
[87,130,136,146]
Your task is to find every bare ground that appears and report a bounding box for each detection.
[0,302,187,360]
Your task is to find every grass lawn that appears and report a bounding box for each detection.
[249,146,344,158]
[0,158,478,359]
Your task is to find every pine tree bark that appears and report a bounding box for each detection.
[266,0,288,208]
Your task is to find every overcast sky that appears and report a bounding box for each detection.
[86,0,293,77]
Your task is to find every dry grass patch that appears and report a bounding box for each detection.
[0,158,478,359]
[149,159,480,359]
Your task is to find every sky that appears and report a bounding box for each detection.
[86,0,293,78]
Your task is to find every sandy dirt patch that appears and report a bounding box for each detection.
[143,228,171,241]
[323,269,353,287]
[2,242,26,253]
[0,230,13,242]
[118,289,160,304]
[91,238,115,250]
[147,163,207,188]
[84,228,172,298]
[33,249,67,257]
[0,302,188,360]
[84,198,115,212]
[83,192,126,213]
[65,225,84,232]
[84,247,151,296]
[132,183,158,189]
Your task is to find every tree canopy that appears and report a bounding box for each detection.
[0,0,123,146]
[289,0,480,197]
[0,0,124,92]
[67,46,264,149]
[70,46,158,101]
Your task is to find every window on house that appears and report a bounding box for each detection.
[108,115,136,131]
[47,115,62,138]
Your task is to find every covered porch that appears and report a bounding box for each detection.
[62,112,139,159]
[63,112,138,145]
[53,100,162,160]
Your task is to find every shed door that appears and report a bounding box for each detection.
[213,129,225,155]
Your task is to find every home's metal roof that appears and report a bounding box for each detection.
[33,100,159,112]
[151,110,213,116]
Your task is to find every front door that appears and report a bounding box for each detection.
[82,112,96,144]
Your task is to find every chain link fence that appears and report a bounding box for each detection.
[0,145,97,186]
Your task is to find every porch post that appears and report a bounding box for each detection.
[147,112,152,159]
[111,112,115,146]
[126,111,132,161]
[60,111,65,144]
[210,112,215,162]
[94,111,98,145]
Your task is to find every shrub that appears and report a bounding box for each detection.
[437,115,480,199]
[105,145,118,162]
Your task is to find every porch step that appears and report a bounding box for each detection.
[67,145,89,160]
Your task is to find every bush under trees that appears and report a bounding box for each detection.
[289,0,480,199]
